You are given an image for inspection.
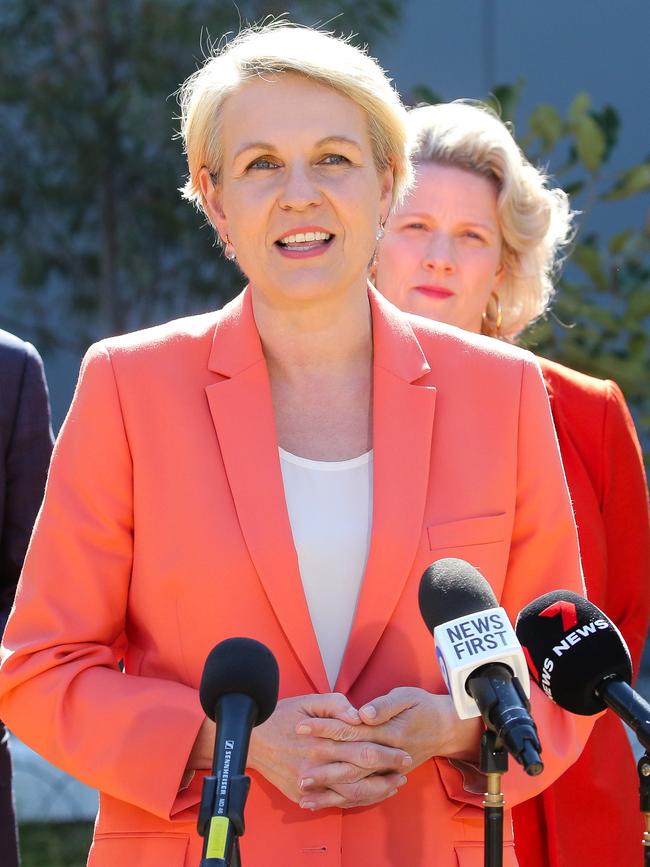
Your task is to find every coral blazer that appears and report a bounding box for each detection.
[513,359,650,867]
[0,289,592,867]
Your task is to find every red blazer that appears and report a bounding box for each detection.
[513,358,650,867]
[0,290,592,867]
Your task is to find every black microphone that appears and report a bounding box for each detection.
[197,637,280,867]
[419,558,543,775]
[515,590,650,750]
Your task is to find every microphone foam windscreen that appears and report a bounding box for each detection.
[515,590,632,715]
[418,558,498,635]
[199,637,280,725]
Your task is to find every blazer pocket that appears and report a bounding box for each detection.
[428,513,508,551]
[89,832,189,867]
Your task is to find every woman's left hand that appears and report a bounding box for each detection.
[297,687,482,796]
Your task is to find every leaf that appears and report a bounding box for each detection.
[528,104,563,151]
[562,180,586,197]
[628,292,650,319]
[487,78,526,122]
[589,104,620,162]
[603,163,650,200]
[567,91,591,124]
[409,84,443,107]
[570,243,608,289]
[608,230,634,256]
[573,115,606,172]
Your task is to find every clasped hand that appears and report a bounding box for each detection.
[248,687,476,811]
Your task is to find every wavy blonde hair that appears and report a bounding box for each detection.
[178,22,412,217]
[408,101,574,338]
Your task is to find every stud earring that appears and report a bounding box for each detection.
[376,220,386,242]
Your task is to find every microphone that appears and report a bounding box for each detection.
[515,590,650,750]
[419,558,543,775]
[197,637,280,867]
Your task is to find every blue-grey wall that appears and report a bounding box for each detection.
[377,0,650,235]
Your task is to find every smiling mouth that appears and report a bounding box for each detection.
[276,231,334,251]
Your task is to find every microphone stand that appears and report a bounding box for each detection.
[480,730,508,867]
[638,754,650,867]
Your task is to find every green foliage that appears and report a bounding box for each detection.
[507,85,649,463]
[527,105,563,151]
[604,163,650,200]
[522,232,650,438]
[486,78,526,124]
[410,84,444,107]
[19,821,94,867]
[0,0,400,348]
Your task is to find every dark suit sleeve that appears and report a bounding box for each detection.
[0,342,53,630]
[600,380,650,674]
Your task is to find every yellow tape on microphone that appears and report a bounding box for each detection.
[206,816,229,859]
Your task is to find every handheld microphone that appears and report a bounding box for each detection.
[197,637,280,867]
[419,558,543,775]
[515,590,650,750]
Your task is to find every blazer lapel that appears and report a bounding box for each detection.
[336,289,436,695]
[205,289,329,694]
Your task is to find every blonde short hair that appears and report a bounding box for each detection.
[408,102,574,338]
[178,22,412,216]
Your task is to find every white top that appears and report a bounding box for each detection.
[279,447,373,689]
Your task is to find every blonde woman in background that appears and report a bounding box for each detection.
[374,100,650,867]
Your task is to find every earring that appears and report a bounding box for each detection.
[482,291,503,337]
[376,220,386,242]
[224,234,236,262]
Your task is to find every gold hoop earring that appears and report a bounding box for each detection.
[482,291,503,337]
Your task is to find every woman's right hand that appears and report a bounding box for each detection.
[247,693,411,809]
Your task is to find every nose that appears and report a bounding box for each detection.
[422,233,455,272]
[278,163,322,211]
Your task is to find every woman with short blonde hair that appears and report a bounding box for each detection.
[178,22,413,217]
[0,28,591,867]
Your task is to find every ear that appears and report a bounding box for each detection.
[494,260,506,290]
[198,167,229,242]
[378,161,395,224]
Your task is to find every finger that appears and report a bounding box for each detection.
[299,693,360,725]
[303,741,412,777]
[296,715,364,741]
[299,773,407,811]
[359,688,416,725]
[299,761,371,790]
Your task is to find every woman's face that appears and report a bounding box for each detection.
[200,73,393,309]
[374,162,503,334]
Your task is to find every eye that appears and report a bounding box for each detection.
[246,156,279,171]
[463,230,485,241]
[319,153,350,166]
[404,222,427,231]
